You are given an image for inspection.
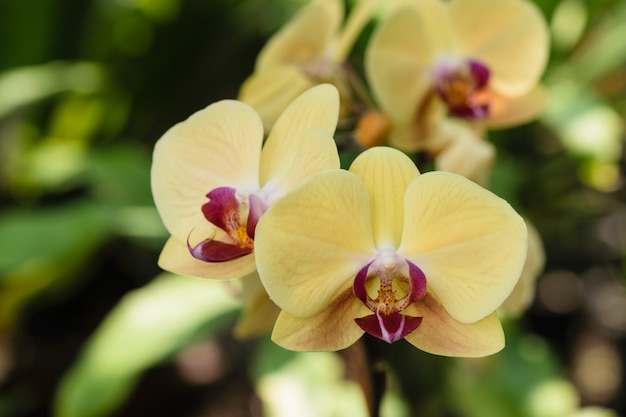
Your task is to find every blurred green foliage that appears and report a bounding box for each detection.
[0,0,624,417]
[54,274,239,417]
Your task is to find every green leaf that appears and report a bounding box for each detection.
[0,201,111,328]
[0,61,103,117]
[0,201,109,275]
[53,273,240,417]
[86,144,155,207]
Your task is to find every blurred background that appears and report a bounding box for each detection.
[0,0,624,416]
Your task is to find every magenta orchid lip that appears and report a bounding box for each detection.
[187,186,269,263]
[353,254,427,343]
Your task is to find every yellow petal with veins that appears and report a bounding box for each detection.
[450,0,548,96]
[262,126,340,198]
[349,147,419,248]
[238,65,315,132]
[151,100,263,241]
[399,171,527,323]
[262,83,339,145]
[158,237,256,280]
[255,170,375,318]
[256,0,342,70]
[260,84,340,194]
[271,289,367,351]
[405,293,504,357]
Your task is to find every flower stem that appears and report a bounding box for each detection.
[341,337,386,417]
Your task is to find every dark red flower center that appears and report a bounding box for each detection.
[433,58,491,120]
[353,252,427,343]
[187,186,268,262]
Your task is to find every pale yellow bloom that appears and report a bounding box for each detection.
[151,84,340,281]
[239,0,377,131]
[255,147,527,355]
[366,0,549,151]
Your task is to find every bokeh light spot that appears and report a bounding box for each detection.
[528,379,579,417]
[551,0,587,51]
[571,332,623,404]
[538,270,584,314]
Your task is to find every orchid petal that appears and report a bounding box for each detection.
[449,0,548,95]
[271,289,366,351]
[256,0,342,70]
[349,147,419,248]
[151,100,263,241]
[233,272,281,339]
[238,65,315,132]
[366,1,453,126]
[159,237,256,280]
[399,171,527,323]
[404,293,504,357]
[259,84,339,193]
[487,85,548,128]
[366,5,447,127]
[261,126,340,198]
[255,170,375,318]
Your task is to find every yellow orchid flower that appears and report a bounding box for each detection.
[255,147,527,356]
[239,0,378,131]
[151,84,340,280]
[365,0,549,151]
